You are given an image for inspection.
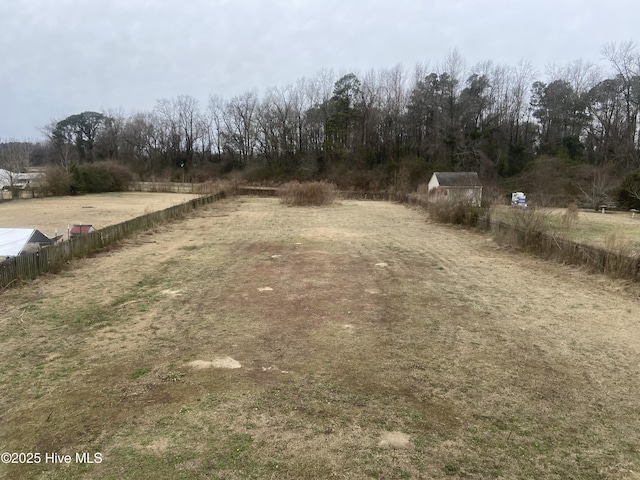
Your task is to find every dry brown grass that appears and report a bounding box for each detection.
[493,205,640,250]
[427,199,482,226]
[2,198,640,479]
[494,206,554,253]
[279,181,337,206]
[561,202,580,232]
[0,192,202,238]
[489,205,640,281]
[603,233,640,279]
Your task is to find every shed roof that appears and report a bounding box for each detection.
[0,228,52,256]
[433,172,481,187]
[70,224,95,235]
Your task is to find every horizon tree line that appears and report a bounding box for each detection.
[2,42,640,187]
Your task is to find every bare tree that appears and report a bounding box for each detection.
[206,94,226,158]
[255,91,279,164]
[96,108,126,160]
[298,69,337,156]
[440,48,466,88]
[260,85,298,163]
[223,91,259,166]
[290,78,309,156]
[154,100,177,167]
[378,64,409,160]
[579,163,618,210]
[176,95,201,167]
[602,41,640,166]
[57,143,78,173]
[41,120,79,172]
[0,140,33,191]
[545,58,602,94]
[120,112,162,173]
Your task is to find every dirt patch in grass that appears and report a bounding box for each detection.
[1,197,640,479]
[378,431,412,449]
[187,358,242,369]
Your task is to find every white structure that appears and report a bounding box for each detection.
[427,172,483,207]
[511,192,527,208]
[0,169,43,190]
[0,169,11,189]
[0,228,54,257]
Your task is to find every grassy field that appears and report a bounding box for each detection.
[0,192,201,239]
[492,205,640,252]
[1,197,640,479]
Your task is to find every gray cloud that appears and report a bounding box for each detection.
[1,0,638,139]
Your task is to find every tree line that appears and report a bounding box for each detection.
[2,42,640,198]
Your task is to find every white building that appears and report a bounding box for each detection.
[427,172,483,207]
[0,169,43,190]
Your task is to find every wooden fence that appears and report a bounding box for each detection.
[481,217,640,281]
[129,181,199,193]
[234,186,394,200]
[131,183,396,200]
[235,186,280,197]
[409,195,640,281]
[0,191,226,290]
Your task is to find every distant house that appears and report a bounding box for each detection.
[0,169,43,190]
[0,228,55,257]
[427,172,483,207]
[0,169,12,189]
[15,172,43,189]
[69,224,95,238]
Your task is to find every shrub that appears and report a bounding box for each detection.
[603,233,639,279]
[280,181,337,206]
[428,199,482,226]
[386,157,433,201]
[506,206,552,233]
[43,166,74,196]
[100,161,136,191]
[561,203,579,232]
[501,207,553,252]
[618,169,640,210]
[72,161,135,193]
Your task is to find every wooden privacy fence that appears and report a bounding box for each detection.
[408,196,640,281]
[479,217,640,281]
[0,191,226,290]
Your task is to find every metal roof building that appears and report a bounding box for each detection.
[0,228,54,257]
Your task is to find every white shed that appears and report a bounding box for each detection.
[427,172,483,207]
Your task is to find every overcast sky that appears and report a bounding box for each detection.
[1,0,638,141]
